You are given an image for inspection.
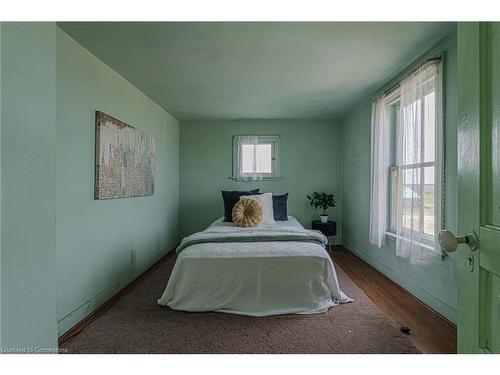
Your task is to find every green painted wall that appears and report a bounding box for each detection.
[341,32,458,322]
[1,23,58,350]
[55,29,180,336]
[179,120,342,238]
[0,23,458,347]
[0,22,3,348]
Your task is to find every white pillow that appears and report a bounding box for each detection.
[240,192,275,225]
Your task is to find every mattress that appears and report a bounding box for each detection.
[158,216,352,316]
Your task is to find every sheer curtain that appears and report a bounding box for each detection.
[235,135,262,181]
[395,61,441,265]
[369,96,390,248]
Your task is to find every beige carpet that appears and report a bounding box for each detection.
[63,253,420,354]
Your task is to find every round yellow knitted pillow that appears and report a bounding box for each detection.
[232,198,263,227]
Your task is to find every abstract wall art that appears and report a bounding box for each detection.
[94,111,156,199]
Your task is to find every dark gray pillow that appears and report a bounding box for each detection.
[272,193,288,221]
[222,189,260,222]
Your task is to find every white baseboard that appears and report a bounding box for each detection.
[342,238,457,324]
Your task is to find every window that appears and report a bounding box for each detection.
[370,58,443,265]
[232,135,280,180]
[389,86,438,240]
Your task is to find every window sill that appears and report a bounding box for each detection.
[384,231,437,252]
[228,176,282,181]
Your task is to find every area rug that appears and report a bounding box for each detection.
[62,253,420,354]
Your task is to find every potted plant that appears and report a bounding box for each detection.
[306,192,336,223]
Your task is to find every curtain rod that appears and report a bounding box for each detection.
[381,55,442,98]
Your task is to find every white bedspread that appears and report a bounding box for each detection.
[158,217,352,316]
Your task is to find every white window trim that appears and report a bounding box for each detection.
[231,135,281,181]
[384,58,445,247]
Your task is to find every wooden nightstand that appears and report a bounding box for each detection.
[312,220,337,252]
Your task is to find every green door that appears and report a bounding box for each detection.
[451,22,500,353]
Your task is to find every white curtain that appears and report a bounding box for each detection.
[395,61,441,265]
[236,135,262,181]
[369,96,390,248]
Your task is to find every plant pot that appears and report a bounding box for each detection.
[320,215,328,223]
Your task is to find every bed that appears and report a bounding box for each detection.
[158,216,352,316]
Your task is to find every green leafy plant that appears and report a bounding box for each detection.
[306,192,336,215]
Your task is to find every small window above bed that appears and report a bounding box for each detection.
[232,135,280,181]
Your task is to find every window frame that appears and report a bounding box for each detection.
[385,60,445,246]
[232,135,281,180]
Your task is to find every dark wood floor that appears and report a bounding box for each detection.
[333,246,457,354]
[61,245,457,353]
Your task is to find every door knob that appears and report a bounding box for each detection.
[438,229,478,253]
